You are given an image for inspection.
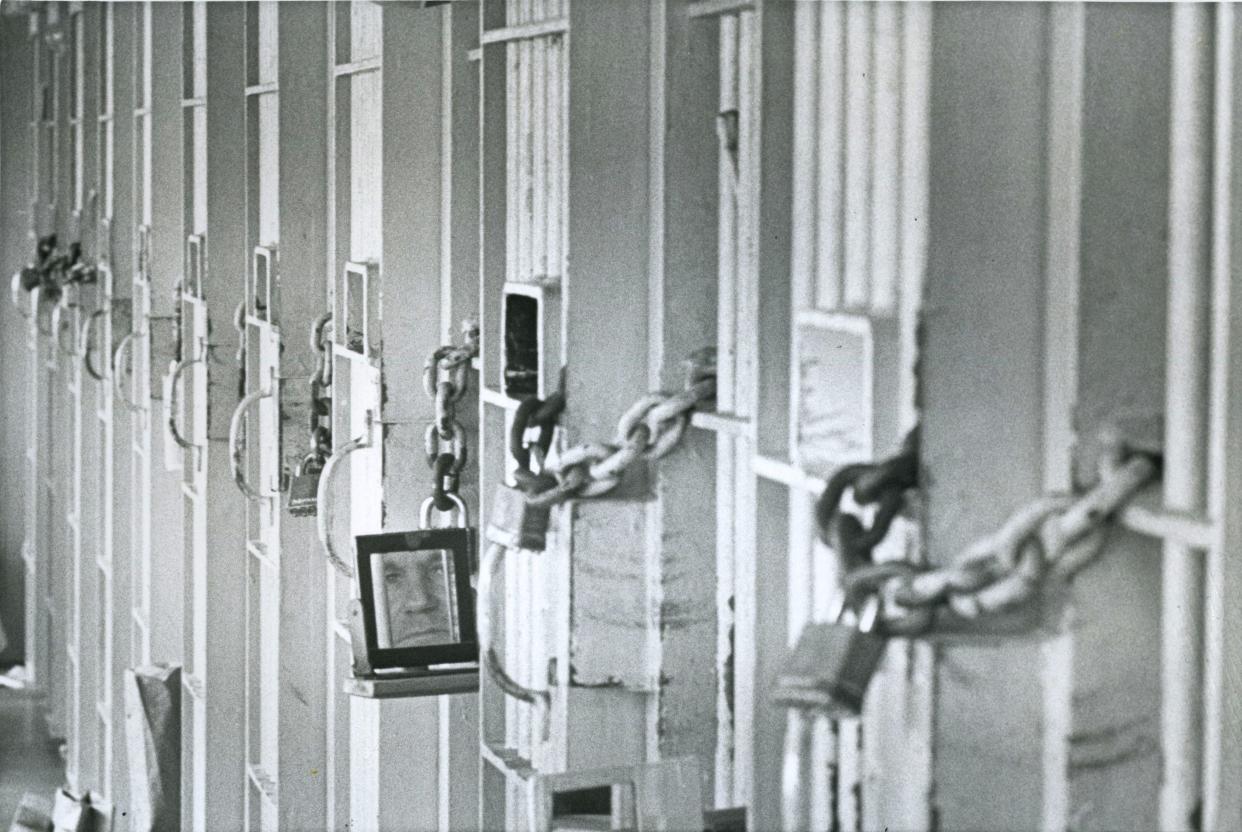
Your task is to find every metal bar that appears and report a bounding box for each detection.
[841,3,872,310]
[332,56,380,77]
[1162,7,1212,830]
[789,0,816,313]
[869,3,899,315]
[1040,6,1084,829]
[1118,500,1215,551]
[717,14,737,414]
[244,81,278,97]
[1203,6,1242,826]
[480,17,567,47]
[752,453,825,494]
[687,0,755,20]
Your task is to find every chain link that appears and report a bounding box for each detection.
[509,392,566,495]
[15,235,98,305]
[815,428,919,573]
[524,348,717,508]
[827,432,1160,635]
[424,320,480,512]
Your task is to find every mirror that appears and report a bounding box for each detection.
[354,528,478,671]
[370,548,458,648]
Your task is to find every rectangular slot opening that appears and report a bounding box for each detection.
[502,291,538,398]
[343,264,367,355]
[137,225,151,280]
[250,247,273,322]
[184,235,203,299]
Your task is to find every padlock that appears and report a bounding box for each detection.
[485,483,551,551]
[287,454,324,517]
[772,594,886,717]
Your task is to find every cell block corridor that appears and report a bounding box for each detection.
[0,2,1240,831]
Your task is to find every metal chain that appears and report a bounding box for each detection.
[525,348,717,508]
[14,235,98,305]
[833,435,1160,635]
[301,312,334,474]
[423,320,480,512]
[815,428,920,573]
[509,391,566,495]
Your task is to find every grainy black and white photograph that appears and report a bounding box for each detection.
[0,0,1238,830]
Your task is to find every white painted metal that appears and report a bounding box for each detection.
[1039,6,1084,830]
[178,260,211,832]
[780,3,931,830]
[1162,7,1211,830]
[242,246,282,830]
[242,6,284,827]
[1204,7,1242,828]
[480,0,571,825]
[130,1,154,674]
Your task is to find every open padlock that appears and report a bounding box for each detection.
[772,593,887,718]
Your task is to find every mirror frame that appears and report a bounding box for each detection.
[354,528,478,670]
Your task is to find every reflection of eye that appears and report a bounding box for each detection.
[383,569,403,582]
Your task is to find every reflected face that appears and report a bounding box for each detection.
[373,549,454,648]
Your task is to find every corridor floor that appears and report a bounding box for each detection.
[0,684,65,826]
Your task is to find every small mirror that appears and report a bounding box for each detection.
[355,528,477,670]
[370,548,457,648]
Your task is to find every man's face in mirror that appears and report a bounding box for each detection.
[373,549,454,648]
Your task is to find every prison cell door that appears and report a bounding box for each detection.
[324,280,382,830]
[767,4,934,830]
[239,7,285,827]
[104,1,139,819]
[56,5,90,789]
[178,3,251,826]
[42,0,73,752]
[21,8,45,715]
[129,2,156,676]
[91,0,132,806]
[240,244,282,828]
[65,2,102,797]
[176,234,212,830]
[475,0,571,825]
[23,4,57,732]
[322,3,389,826]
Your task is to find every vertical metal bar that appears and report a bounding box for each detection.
[516,0,531,285]
[505,0,517,290]
[1162,6,1211,830]
[813,2,843,313]
[789,1,816,316]
[1203,5,1242,828]
[898,2,929,429]
[842,3,872,310]
[546,19,561,281]
[732,11,758,815]
[531,0,546,285]
[717,14,737,414]
[1040,6,1084,831]
[869,3,900,315]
